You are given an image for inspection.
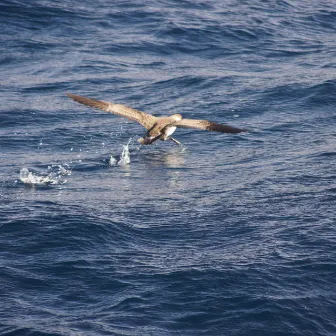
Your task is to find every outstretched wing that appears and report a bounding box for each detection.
[175,119,247,134]
[66,93,157,130]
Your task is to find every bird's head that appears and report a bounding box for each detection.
[172,114,182,121]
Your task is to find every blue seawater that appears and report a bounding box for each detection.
[0,0,335,335]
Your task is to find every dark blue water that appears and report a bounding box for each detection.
[1,0,336,335]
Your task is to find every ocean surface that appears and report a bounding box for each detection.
[0,0,335,335]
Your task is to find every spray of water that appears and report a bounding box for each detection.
[118,143,131,165]
[19,165,71,186]
[109,138,134,166]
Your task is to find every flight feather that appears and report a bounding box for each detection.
[175,119,246,134]
[66,93,157,130]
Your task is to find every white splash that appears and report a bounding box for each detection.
[109,139,133,166]
[20,168,54,186]
[19,165,71,186]
[109,155,118,166]
[118,143,131,165]
[51,164,71,177]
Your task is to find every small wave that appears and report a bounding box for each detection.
[19,165,71,186]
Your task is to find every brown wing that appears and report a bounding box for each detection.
[175,119,247,134]
[66,93,157,130]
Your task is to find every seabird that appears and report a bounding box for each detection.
[66,93,247,146]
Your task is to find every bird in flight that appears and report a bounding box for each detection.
[66,93,247,146]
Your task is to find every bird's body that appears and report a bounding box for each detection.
[66,93,247,146]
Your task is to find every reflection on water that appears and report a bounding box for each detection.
[163,148,186,168]
[142,147,187,169]
[168,171,182,188]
